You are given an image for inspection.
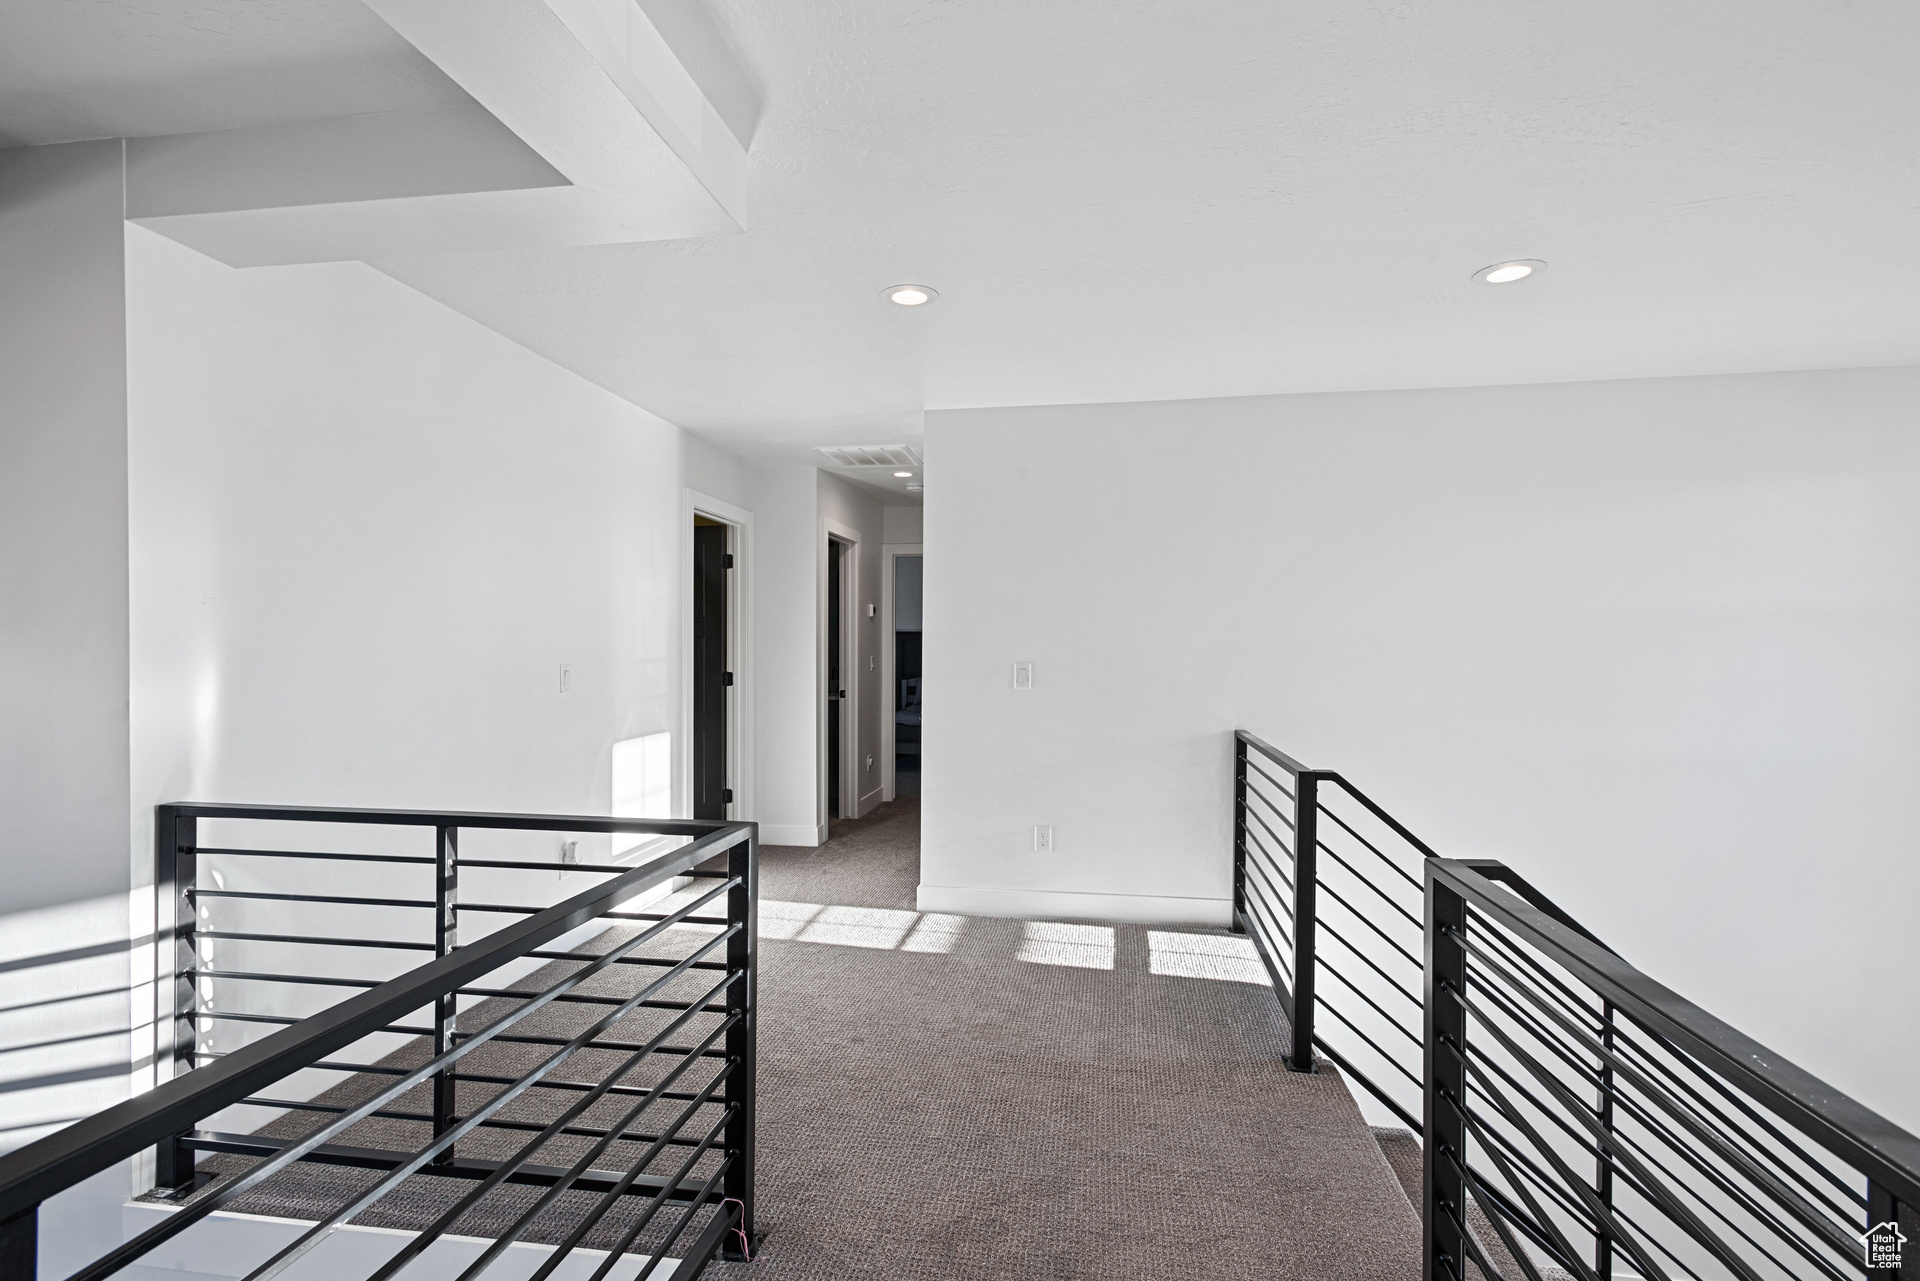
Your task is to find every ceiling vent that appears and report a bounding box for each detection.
[817,444,922,469]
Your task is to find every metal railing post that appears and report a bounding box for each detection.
[1596,999,1616,1280]
[720,827,758,1257]
[1424,869,1468,1281]
[1231,736,1248,934]
[431,825,458,1166]
[154,807,199,1195]
[1287,771,1319,1072]
[0,1205,34,1281]
[1867,1179,1918,1280]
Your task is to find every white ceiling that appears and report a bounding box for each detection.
[369,0,1920,464]
[0,0,472,145]
[8,0,1920,471]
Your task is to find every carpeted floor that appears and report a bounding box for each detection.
[175,797,1422,1279]
[763,799,924,911]
[1371,1126,1569,1281]
[708,797,1418,1280]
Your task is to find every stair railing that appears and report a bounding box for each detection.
[0,803,758,1281]
[1234,730,1920,1281]
[1234,729,1436,1123]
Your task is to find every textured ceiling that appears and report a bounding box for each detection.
[0,0,472,145]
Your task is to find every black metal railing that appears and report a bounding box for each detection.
[0,803,759,1281]
[1233,729,1433,1122]
[1428,857,1920,1281]
[1233,729,1920,1281]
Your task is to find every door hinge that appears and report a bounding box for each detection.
[722,671,734,686]
[722,788,734,804]
[724,553,734,569]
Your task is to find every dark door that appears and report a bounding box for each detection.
[827,539,843,819]
[693,522,730,820]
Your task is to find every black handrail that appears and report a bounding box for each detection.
[1234,733,1616,1115]
[1429,857,1920,1281]
[0,803,757,1281]
[1237,730,1441,859]
[1433,858,1920,1212]
[1233,728,1920,1281]
[1235,730,1443,1095]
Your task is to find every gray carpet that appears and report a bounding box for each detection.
[764,798,924,910]
[165,797,1422,1279]
[1374,1127,1423,1215]
[1370,1126,1570,1281]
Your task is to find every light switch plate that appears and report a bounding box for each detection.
[1012,661,1034,690]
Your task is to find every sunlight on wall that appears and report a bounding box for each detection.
[611,731,673,861]
[0,894,137,1153]
[612,732,672,818]
[1016,921,1116,970]
[1146,930,1268,985]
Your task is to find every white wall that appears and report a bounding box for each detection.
[882,505,923,544]
[121,225,786,1136]
[127,224,760,828]
[0,141,140,1154]
[752,467,824,844]
[923,368,1920,1130]
[819,473,887,819]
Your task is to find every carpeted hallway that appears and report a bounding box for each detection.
[706,796,1420,1280]
[180,798,1421,1279]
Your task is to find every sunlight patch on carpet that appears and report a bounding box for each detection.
[759,900,961,953]
[1016,921,1116,970]
[1147,930,1269,984]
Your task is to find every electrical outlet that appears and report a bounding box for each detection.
[559,840,579,879]
[1032,825,1054,852]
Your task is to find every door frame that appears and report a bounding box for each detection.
[681,489,753,824]
[880,542,923,803]
[821,520,864,825]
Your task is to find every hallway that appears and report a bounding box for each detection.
[716,801,1420,1279]
[146,803,1419,1279]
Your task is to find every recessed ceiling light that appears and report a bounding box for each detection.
[884,284,937,306]
[893,471,913,478]
[1473,259,1546,285]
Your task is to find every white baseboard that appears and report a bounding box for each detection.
[757,822,826,847]
[914,885,1232,927]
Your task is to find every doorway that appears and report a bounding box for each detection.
[891,554,922,797]
[692,517,731,820]
[826,535,852,821]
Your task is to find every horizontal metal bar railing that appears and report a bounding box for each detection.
[1428,858,1920,1281]
[1233,730,1920,1281]
[197,846,439,864]
[1436,858,1920,1201]
[0,802,758,1281]
[1234,729,1430,1101]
